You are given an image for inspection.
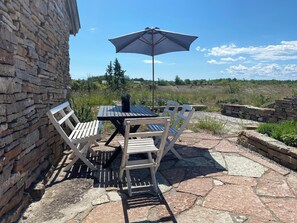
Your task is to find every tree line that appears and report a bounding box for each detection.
[71,59,297,92]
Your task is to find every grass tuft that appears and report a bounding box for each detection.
[189,117,226,135]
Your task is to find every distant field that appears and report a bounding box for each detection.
[70,81,297,121]
[157,83,296,109]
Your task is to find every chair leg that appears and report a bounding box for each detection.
[126,169,132,197]
[64,142,97,171]
[170,147,183,160]
[88,145,97,156]
[150,167,158,194]
[163,140,183,160]
[119,167,124,180]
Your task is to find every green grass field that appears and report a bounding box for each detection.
[71,81,297,116]
[69,80,297,134]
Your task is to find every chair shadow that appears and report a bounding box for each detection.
[47,142,225,222]
[158,143,226,186]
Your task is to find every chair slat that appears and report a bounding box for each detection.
[58,110,74,125]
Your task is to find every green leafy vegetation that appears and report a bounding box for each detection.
[69,97,94,122]
[257,120,297,147]
[70,59,297,119]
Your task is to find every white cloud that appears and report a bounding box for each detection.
[143,60,163,64]
[208,41,297,61]
[207,56,245,65]
[221,56,246,62]
[224,63,297,79]
[207,59,227,65]
[196,46,207,52]
[90,27,96,31]
[206,41,297,79]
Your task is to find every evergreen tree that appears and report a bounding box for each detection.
[113,58,126,90]
[105,61,113,88]
[175,75,184,85]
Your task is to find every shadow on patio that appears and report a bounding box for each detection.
[21,135,226,223]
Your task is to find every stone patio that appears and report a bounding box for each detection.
[19,131,297,223]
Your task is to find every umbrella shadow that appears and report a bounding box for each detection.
[158,143,226,187]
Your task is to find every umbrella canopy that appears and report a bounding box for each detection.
[109,27,198,108]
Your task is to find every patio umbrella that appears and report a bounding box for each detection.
[109,27,198,109]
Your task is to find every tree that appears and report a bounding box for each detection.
[105,61,113,87]
[104,58,127,91]
[113,58,126,90]
[184,79,191,85]
[175,75,184,85]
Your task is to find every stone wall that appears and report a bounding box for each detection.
[221,98,297,123]
[238,130,297,171]
[0,1,74,222]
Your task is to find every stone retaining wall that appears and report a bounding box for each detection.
[0,1,76,222]
[152,104,207,113]
[221,98,297,123]
[238,130,297,171]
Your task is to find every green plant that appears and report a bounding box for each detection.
[216,97,240,104]
[69,97,94,122]
[257,123,278,136]
[281,134,297,147]
[189,117,226,135]
[257,120,297,146]
[251,94,271,107]
[226,83,240,94]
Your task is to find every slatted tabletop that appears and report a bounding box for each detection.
[97,105,157,120]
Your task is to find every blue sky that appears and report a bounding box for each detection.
[70,0,297,81]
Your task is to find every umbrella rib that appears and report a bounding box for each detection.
[154,36,167,45]
[114,32,147,52]
[159,31,190,50]
[139,36,152,46]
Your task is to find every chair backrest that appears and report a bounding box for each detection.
[160,100,179,120]
[123,117,170,165]
[171,104,195,135]
[46,101,80,143]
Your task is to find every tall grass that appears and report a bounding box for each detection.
[188,117,226,135]
[70,82,297,118]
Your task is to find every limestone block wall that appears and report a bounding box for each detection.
[221,98,297,123]
[0,1,73,221]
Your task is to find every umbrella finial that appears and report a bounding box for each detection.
[145,27,160,30]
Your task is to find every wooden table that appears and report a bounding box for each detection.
[97,105,157,167]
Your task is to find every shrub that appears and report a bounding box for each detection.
[69,98,94,122]
[257,120,297,147]
[257,123,278,137]
[216,98,240,104]
[281,134,297,147]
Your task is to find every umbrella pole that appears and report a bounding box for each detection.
[152,54,155,110]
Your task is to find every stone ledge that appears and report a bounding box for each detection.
[238,130,297,171]
[152,104,207,112]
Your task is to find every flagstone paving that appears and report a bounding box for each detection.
[20,131,297,223]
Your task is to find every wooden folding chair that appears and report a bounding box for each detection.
[118,117,170,196]
[149,104,195,159]
[160,100,180,120]
[47,102,101,171]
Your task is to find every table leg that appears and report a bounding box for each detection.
[104,120,124,146]
[103,146,121,168]
[105,129,119,145]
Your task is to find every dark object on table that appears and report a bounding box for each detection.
[121,94,131,112]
